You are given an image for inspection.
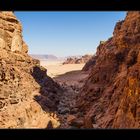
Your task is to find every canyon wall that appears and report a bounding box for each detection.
[0,11,62,128]
[74,11,140,128]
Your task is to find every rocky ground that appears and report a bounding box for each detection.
[53,70,89,128]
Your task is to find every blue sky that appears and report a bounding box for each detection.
[15,12,126,57]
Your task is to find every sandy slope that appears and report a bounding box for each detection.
[40,60,85,78]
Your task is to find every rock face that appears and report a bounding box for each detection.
[11,29,23,52]
[0,11,62,128]
[74,11,140,128]
[63,54,93,65]
[0,12,28,53]
[82,55,97,72]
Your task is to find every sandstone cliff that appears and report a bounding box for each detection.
[0,11,62,128]
[73,11,140,128]
[0,12,28,53]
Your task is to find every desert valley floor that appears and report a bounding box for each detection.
[40,61,89,128]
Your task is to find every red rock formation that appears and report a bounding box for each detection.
[73,11,140,128]
[63,54,93,65]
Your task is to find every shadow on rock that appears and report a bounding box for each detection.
[31,65,63,113]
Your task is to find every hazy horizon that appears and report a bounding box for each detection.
[29,53,93,58]
[15,12,126,57]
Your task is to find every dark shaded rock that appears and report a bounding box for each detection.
[70,118,84,128]
[46,120,53,129]
[70,107,78,114]
[0,101,5,109]
[58,107,70,114]
[9,98,19,104]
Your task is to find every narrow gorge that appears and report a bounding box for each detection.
[0,11,140,128]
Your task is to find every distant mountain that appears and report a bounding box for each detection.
[30,54,58,60]
[65,55,83,59]
[30,54,92,62]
